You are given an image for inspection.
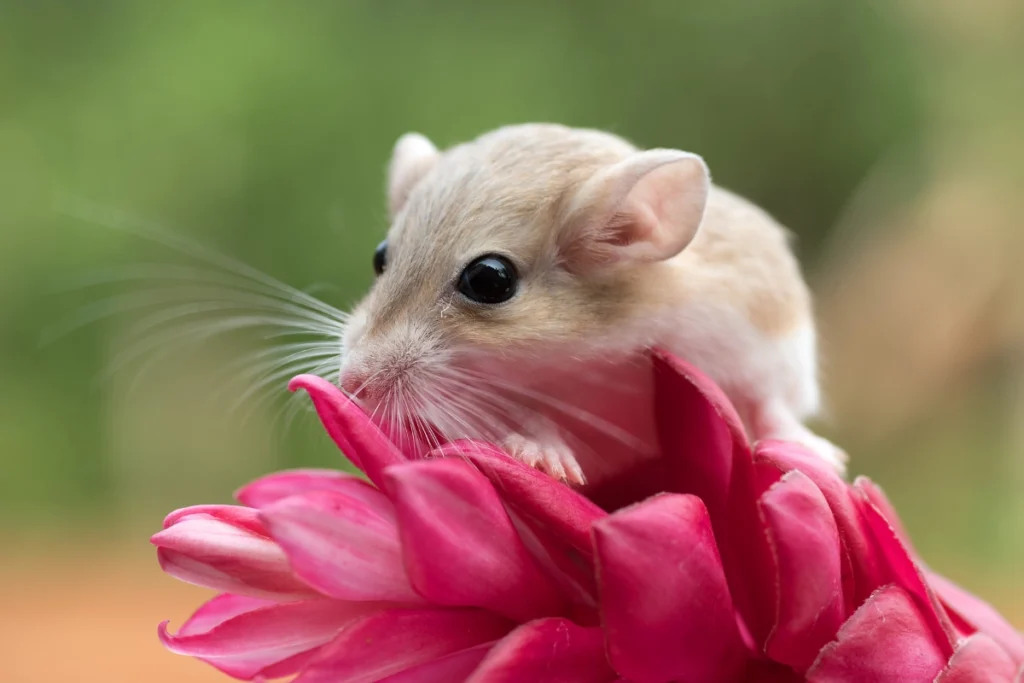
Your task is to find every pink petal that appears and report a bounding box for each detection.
[807,585,947,683]
[177,594,276,637]
[935,633,1018,683]
[855,486,958,658]
[623,349,779,646]
[465,618,615,683]
[854,476,915,555]
[756,441,883,614]
[160,598,383,680]
[585,348,745,517]
[384,459,566,622]
[153,512,315,600]
[289,374,406,489]
[759,470,845,671]
[507,507,599,611]
[378,644,494,683]
[293,608,514,683]
[439,440,606,556]
[593,493,745,683]
[162,504,268,535]
[237,468,371,509]
[259,487,421,603]
[928,571,1024,666]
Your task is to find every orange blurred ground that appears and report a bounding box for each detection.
[2,538,233,683]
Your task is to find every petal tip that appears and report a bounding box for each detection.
[288,373,330,394]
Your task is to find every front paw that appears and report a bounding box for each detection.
[501,433,586,486]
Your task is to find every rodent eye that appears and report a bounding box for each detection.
[457,254,518,305]
[373,240,388,276]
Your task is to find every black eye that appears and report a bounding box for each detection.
[457,254,518,304]
[373,240,387,276]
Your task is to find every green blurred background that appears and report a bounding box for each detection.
[1,2,1020,681]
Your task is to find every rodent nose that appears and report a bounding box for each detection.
[340,369,369,398]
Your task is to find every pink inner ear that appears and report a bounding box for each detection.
[601,211,651,248]
[561,151,710,271]
[616,155,709,262]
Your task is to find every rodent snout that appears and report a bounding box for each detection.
[339,368,370,398]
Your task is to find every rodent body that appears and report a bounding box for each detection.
[340,123,846,484]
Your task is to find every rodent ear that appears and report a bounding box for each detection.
[387,132,440,218]
[560,149,710,271]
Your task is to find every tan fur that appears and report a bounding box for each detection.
[341,123,846,479]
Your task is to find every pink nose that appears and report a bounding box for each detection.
[339,369,369,398]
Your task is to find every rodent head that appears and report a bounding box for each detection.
[339,123,710,439]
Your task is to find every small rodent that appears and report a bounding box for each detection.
[339,123,846,485]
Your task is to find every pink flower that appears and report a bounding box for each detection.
[154,350,1024,682]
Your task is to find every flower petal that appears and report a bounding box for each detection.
[854,476,915,554]
[384,458,566,622]
[236,468,371,509]
[177,594,276,637]
[160,598,383,680]
[807,585,947,683]
[636,349,779,645]
[928,571,1024,666]
[465,618,614,683]
[289,374,406,488]
[756,441,883,614]
[935,633,1018,683]
[152,510,314,600]
[439,440,606,556]
[593,493,745,683]
[759,470,845,671]
[162,504,268,535]
[293,608,514,683]
[260,487,421,603]
[378,644,494,683]
[507,507,599,612]
[855,485,958,658]
[585,349,745,516]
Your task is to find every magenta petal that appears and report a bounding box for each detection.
[293,608,514,683]
[260,488,421,603]
[384,458,566,622]
[152,511,315,600]
[177,594,276,636]
[807,585,947,683]
[378,644,494,683]
[855,485,959,658]
[289,374,406,488]
[237,468,371,509]
[935,634,1018,683]
[507,507,600,610]
[162,504,268,535]
[465,618,614,683]
[645,349,780,646]
[585,349,746,515]
[650,347,747,515]
[854,476,916,555]
[756,441,882,614]
[160,598,383,680]
[441,440,606,556]
[593,493,745,683]
[928,571,1024,666]
[760,470,845,671]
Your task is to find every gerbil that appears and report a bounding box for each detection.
[339,123,846,485]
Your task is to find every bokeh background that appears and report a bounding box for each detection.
[1,1,1021,681]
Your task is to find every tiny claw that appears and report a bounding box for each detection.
[502,433,586,486]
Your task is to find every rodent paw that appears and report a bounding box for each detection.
[502,433,586,486]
